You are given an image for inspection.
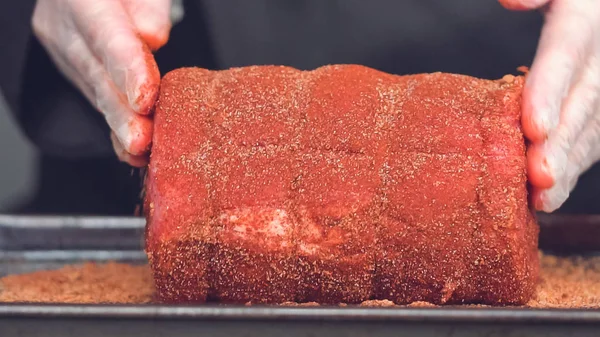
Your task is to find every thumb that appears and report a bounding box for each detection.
[498,0,551,11]
[122,0,173,51]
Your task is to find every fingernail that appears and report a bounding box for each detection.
[124,56,150,113]
[126,73,141,112]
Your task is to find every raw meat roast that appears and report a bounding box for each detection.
[144,65,539,305]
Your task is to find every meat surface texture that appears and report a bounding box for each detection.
[144,65,539,305]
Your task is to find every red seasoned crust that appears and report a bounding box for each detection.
[144,65,539,305]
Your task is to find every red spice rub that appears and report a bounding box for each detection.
[144,65,538,305]
[0,254,598,308]
[0,263,154,304]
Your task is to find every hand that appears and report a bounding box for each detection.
[499,0,600,212]
[32,0,174,167]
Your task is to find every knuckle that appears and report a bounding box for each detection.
[104,33,146,72]
[31,11,51,42]
[105,31,140,54]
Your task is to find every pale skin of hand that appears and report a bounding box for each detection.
[500,0,600,212]
[32,0,173,167]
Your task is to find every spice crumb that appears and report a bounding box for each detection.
[1,254,599,308]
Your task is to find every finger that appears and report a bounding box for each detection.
[111,132,150,167]
[97,75,154,155]
[521,0,594,143]
[537,115,600,212]
[70,0,160,115]
[122,0,173,51]
[532,152,571,212]
[498,0,551,11]
[535,175,569,213]
[533,189,571,213]
[539,59,600,186]
[527,143,555,188]
[54,29,153,155]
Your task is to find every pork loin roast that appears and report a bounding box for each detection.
[144,65,539,305]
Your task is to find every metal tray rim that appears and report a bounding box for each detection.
[2,304,600,324]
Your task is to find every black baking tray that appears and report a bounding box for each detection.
[1,214,599,337]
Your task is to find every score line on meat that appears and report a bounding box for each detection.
[143,64,539,305]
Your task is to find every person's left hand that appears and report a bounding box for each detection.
[499,0,600,212]
[32,0,175,167]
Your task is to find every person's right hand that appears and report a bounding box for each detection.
[499,0,600,212]
[32,0,174,167]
